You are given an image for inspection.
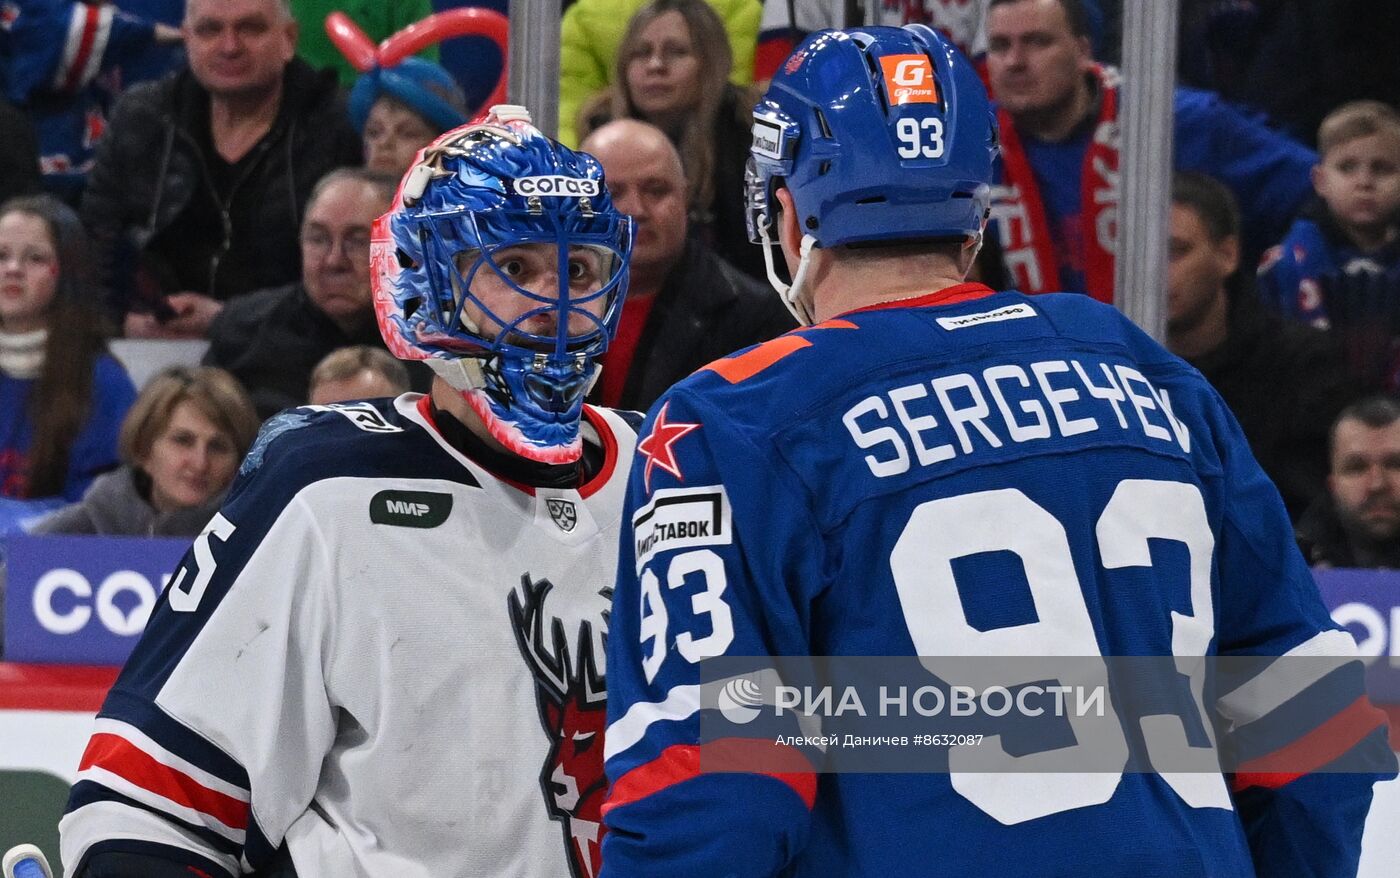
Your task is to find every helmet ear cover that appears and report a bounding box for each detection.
[371,107,634,462]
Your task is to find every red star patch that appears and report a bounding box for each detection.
[637,401,700,492]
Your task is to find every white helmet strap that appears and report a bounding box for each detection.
[426,356,487,392]
[758,216,818,326]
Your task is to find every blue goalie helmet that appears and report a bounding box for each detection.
[371,105,633,464]
[746,25,999,323]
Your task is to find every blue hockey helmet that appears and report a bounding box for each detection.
[371,105,633,463]
[746,25,999,322]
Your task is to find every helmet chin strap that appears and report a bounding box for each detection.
[758,217,818,326]
[962,229,985,275]
[426,356,487,392]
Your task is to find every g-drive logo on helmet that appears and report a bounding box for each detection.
[880,54,939,105]
[512,175,601,197]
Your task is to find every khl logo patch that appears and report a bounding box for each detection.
[546,498,578,533]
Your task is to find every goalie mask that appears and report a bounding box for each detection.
[372,105,633,464]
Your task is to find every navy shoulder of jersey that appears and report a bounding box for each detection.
[230,397,480,508]
[609,407,647,433]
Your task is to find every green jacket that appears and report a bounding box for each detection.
[559,0,760,147]
[292,0,439,87]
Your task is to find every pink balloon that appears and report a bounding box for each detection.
[378,8,509,66]
[324,12,377,73]
[379,8,510,111]
[331,8,511,117]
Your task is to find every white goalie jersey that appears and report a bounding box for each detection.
[59,394,640,878]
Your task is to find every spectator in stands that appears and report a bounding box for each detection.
[202,168,409,419]
[1257,101,1400,393]
[984,0,1316,304]
[1166,172,1354,522]
[559,0,757,149]
[1,0,184,201]
[578,0,764,282]
[580,119,794,411]
[290,0,437,87]
[0,195,136,502]
[1298,397,1400,569]
[33,365,259,536]
[350,58,469,176]
[753,0,1004,80]
[82,0,362,339]
[307,345,412,405]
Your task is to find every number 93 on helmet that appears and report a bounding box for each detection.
[745,25,998,324]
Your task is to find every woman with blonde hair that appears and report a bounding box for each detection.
[34,366,261,536]
[578,0,763,280]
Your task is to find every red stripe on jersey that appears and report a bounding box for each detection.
[579,405,618,499]
[603,737,816,817]
[79,732,249,830]
[61,4,102,92]
[839,282,999,316]
[1230,695,1389,792]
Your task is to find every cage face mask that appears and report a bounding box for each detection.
[372,107,633,462]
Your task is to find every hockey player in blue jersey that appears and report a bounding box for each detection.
[602,24,1396,878]
[59,106,643,877]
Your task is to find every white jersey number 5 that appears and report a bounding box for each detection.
[168,514,237,613]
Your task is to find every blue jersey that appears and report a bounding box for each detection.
[602,283,1394,877]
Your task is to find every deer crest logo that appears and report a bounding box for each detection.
[509,575,608,878]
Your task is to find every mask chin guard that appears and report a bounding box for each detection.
[425,354,605,464]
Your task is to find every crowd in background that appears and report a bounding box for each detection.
[1,0,1400,571]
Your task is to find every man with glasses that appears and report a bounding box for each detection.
[203,168,423,418]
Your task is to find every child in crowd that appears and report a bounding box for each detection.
[1258,100,1400,390]
[0,194,135,503]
